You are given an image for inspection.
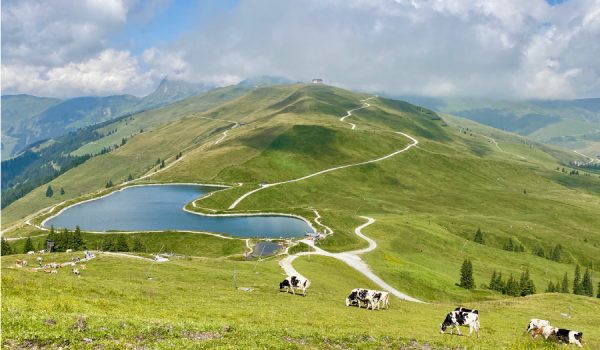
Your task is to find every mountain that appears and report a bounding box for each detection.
[236,75,296,88]
[135,78,214,110]
[395,95,600,156]
[0,79,216,160]
[0,95,62,159]
[2,84,599,348]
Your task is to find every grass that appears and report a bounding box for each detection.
[3,84,600,348]
[2,253,599,349]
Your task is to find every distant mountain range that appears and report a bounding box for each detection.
[395,95,600,155]
[1,79,214,160]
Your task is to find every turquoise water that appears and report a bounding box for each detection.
[44,185,312,238]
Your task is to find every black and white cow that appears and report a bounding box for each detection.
[372,291,389,310]
[553,328,583,348]
[440,308,480,337]
[345,288,388,310]
[279,276,310,296]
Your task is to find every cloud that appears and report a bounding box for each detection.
[1,49,153,97]
[2,0,600,99]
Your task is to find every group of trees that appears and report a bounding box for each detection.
[545,265,595,297]
[99,235,145,253]
[503,238,525,252]
[45,186,66,198]
[47,226,86,252]
[487,269,536,297]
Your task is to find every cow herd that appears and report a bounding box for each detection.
[278,275,585,347]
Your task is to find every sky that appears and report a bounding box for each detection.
[2,0,600,99]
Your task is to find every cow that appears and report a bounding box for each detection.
[526,318,551,338]
[50,270,58,274]
[27,251,35,255]
[279,276,310,296]
[15,259,26,268]
[37,250,45,254]
[79,264,87,270]
[373,291,390,310]
[66,249,73,254]
[533,325,557,340]
[440,308,480,337]
[72,268,80,276]
[345,288,381,310]
[37,256,43,266]
[553,328,583,348]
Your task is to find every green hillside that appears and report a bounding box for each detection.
[2,84,599,348]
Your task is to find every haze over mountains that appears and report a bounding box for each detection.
[0,79,213,160]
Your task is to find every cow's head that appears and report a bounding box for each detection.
[574,332,583,342]
[279,279,290,289]
[440,313,453,334]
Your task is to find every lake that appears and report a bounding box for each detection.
[44,184,312,238]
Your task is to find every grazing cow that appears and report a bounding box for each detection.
[553,328,583,348]
[27,251,35,255]
[37,256,43,265]
[526,319,551,338]
[279,276,310,296]
[533,325,557,340]
[440,308,480,337]
[50,270,58,274]
[38,250,45,254]
[15,259,26,267]
[72,268,80,276]
[66,249,73,253]
[373,291,389,310]
[345,288,381,310]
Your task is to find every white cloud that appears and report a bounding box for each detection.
[2,0,600,99]
[2,49,153,97]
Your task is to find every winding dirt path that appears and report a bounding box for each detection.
[280,216,424,303]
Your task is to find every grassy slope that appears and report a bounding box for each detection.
[2,254,598,349]
[2,84,600,348]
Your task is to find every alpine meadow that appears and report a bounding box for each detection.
[2,1,600,349]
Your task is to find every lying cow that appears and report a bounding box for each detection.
[526,318,551,338]
[279,276,310,296]
[440,307,480,337]
[553,328,583,348]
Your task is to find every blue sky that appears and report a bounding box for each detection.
[2,0,599,99]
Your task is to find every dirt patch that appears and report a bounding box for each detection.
[282,336,307,346]
[43,319,56,326]
[72,316,87,332]
[181,330,222,341]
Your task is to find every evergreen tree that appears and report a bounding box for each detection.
[517,244,525,252]
[474,228,484,244]
[72,226,85,250]
[132,237,145,252]
[115,235,129,252]
[46,185,54,197]
[23,237,34,253]
[561,273,570,293]
[581,266,594,297]
[503,239,514,251]
[106,180,113,188]
[505,274,520,297]
[494,272,505,293]
[459,259,475,289]
[489,270,497,290]
[573,265,583,295]
[102,238,115,252]
[160,160,165,169]
[127,174,133,181]
[597,282,600,298]
[551,244,562,262]
[60,187,65,195]
[534,245,545,258]
[1,237,13,256]
[546,281,556,293]
[519,268,536,296]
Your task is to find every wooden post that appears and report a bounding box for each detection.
[233,268,237,289]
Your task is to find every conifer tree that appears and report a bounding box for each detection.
[519,268,536,296]
[581,266,593,297]
[503,239,514,251]
[1,237,13,256]
[60,187,65,195]
[534,245,545,258]
[23,237,34,254]
[132,237,145,252]
[505,274,520,297]
[597,282,600,298]
[459,259,474,289]
[46,185,54,197]
[573,265,583,295]
[546,281,555,293]
[115,235,129,252]
[73,226,85,250]
[489,270,497,290]
[551,244,562,262]
[494,272,505,293]
[474,228,484,244]
[102,238,115,252]
[561,273,570,293]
